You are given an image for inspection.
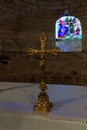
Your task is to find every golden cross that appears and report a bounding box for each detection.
[27,32,60,112]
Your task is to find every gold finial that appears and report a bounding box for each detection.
[40,32,47,42]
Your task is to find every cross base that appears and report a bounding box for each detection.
[33,91,53,112]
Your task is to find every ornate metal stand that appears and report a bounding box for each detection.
[27,32,60,112]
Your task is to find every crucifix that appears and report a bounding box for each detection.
[27,32,60,112]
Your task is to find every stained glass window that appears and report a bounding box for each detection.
[55,15,82,52]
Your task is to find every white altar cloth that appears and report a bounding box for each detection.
[0,82,87,130]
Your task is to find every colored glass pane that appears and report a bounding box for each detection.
[55,16,82,52]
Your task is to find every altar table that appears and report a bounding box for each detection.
[0,82,87,130]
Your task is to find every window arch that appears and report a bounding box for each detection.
[55,15,82,52]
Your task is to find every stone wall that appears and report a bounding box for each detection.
[0,0,87,85]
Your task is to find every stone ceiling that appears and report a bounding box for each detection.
[0,0,80,24]
[0,0,67,19]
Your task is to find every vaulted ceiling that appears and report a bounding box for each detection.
[0,0,81,28]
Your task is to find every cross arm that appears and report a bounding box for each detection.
[27,47,60,56]
[45,48,61,55]
[27,48,39,56]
